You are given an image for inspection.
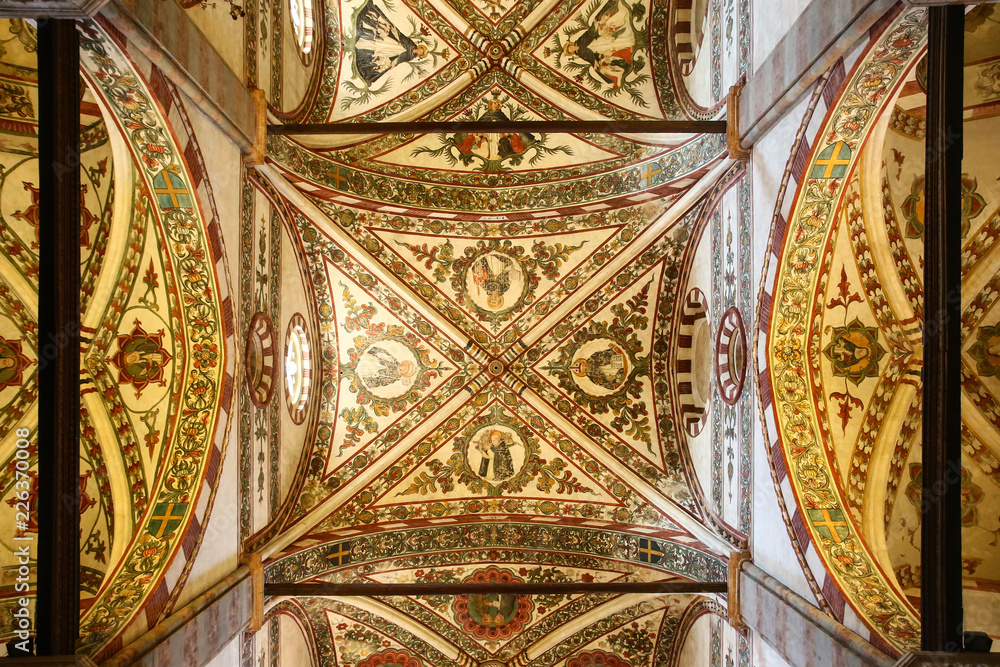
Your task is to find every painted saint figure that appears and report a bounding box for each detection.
[471,253,514,310]
[469,591,517,627]
[562,0,636,88]
[121,338,168,383]
[0,340,28,392]
[353,0,428,84]
[449,99,537,162]
[476,429,517,481]
[571,344,626,391]
[359,345,418,388]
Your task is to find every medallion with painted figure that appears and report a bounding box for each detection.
[397,405,594,498]
[394,237,586,332]
[342,0,451,109]
[452,567,532,641]
[108,320,174,399]
[541,278,653,448]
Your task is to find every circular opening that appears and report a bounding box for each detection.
[285,331,303,404]
[290,0,314,56]
[715,306,748,406]
[284,315,312,423]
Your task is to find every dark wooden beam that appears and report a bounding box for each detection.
[268,120,727,136]
[920,4,964,654]
[36,19,81,657]
[265,581,728,597]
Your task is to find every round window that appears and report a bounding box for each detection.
[290,0,314,56]
[284,314,312,423]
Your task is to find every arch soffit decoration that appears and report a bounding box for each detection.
[74,21,231,656]
[766,7,929,653]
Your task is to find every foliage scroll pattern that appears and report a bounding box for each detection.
[766,8,927,652]
[76,23,227,654]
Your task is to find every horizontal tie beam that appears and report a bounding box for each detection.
[264,581,729,597]
[267,120,728,136]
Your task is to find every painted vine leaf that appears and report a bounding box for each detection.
[339,405,379,453]
[830,388,864,432]
[341,281,378,332]
[399,458,457,495]
[531,239,587,279]
[533,457,595,495]
[827,267,862,311]
[395,239,455,283]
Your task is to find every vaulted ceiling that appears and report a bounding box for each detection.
[0,0,757,662]
[764,4,1000,654]
[254,0,753,663]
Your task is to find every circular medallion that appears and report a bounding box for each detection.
[462,250,529,315]
[570,337,630,397]
[468,425,525,482]
[357,339,421,399]
[715,306,747,406]
[245,312,278,409]
[487,359,505,376]
[453,567,533,640]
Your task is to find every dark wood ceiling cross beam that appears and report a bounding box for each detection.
[36,19,82,657]
[267,120,728,136]
[264,581,729,597]
[920,5,965,653]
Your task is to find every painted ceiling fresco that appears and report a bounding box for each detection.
[264,524,726,665]
[265,0,747,217]
[0,0,754,662]
[766,5,1000,654]
[239,0,755,662]
[259,592,701,667]
[232,0,752,667]
[0,20,232,657]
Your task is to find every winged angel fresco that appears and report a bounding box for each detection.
[342,0,449,109]
[410,94,572,172]
[546,0,650,105]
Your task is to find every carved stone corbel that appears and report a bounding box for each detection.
[728,550,752,630]
[727,81,751,162]
[243,87,267,167]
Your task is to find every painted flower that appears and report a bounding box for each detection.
[774,339,802,364]
[114,89,144,110]
[192,342,219,369]
[789,246,817,273]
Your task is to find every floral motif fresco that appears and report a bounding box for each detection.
[767,5,1000,652]
[265,522,728,665]
[264,0,743,217]
[79,0,759,661]
[0,20,229,656]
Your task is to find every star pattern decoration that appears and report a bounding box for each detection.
[108,320,174,398]
[0,335,34,391]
